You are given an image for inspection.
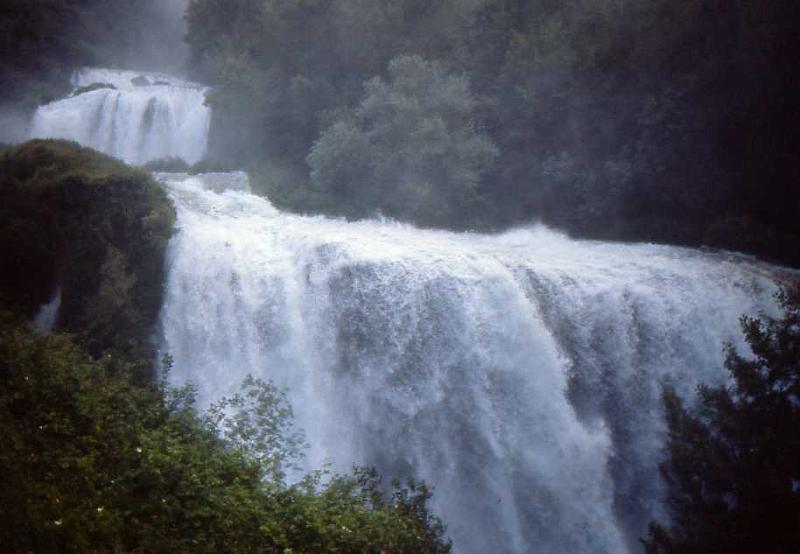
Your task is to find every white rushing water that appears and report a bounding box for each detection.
[29,65,787,551]
[29,68,210,165]
[158,173,789,554]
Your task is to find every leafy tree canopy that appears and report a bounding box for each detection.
[185,0,800,265]
[308,55,498,226]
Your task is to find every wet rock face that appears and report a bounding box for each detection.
[71,82,117,96]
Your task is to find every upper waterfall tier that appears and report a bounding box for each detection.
[158,172,792,554]
[29,68,210,165]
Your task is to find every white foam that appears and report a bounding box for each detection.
[159,173,789,553]
[29,68,210,165]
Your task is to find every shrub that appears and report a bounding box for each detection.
[0,140,174,378]
[0,318,452,553]
[141,156,190,172]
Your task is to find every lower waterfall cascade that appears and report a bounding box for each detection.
[29,68,210,165]
[158,172,790,554]
[21,64,792,552]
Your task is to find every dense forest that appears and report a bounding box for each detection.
[0,0,187,109]
[2,1,797,265]
[183,0,799,266]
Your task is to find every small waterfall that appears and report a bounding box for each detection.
[158,173,790,553]
[29,68,210,165]
[33,286,61,332]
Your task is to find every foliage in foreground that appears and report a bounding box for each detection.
[644,285,800,552]
[0,316,451,553]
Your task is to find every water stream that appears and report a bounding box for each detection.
[28,69,790,552]
[158,173,786,553]
[29,68,210,165]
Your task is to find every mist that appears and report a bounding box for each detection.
[2,2,799,553]
[0,104,29,143]
[0,0,191,112]
[117,0,190,75]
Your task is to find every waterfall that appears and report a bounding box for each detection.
[33,286,61,332]
[25,64,790,552]
[29,68,210,165]
[158,172,790,554]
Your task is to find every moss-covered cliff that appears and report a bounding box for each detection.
[0,140,174,378]
[0,140,452,553]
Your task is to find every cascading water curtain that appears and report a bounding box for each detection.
[29,68,210,165]
[159,173,787,554]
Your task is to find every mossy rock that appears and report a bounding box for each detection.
[71,82,117,96]
[0,140,175,378]
[141,156,190,172]
[131,75,151,87]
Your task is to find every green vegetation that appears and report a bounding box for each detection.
[141,156,236,175]
[71,82,116,97]
[0,0,187,108]
[307,55,498,227]
[141,156,192,173]
[0,317,451,553]
[3,1,797,262]
[0,140,174,379]
[643,284,800,552]
[0,139,451,552]
[187,0,799,264]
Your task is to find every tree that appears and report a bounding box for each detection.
[0,317,452,553]
[308,55,498,227]
[0,0,190,108]
[185,0,800,265]
[643,283,800,553]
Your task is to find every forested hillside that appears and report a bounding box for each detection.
[3,1,797,265]
[0,0,187,109]
[186,0,799,265]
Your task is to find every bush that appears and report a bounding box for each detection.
[141,156,190,172]
[187,157,237,175]
[308,55,498,227]
[0,318,452,553]
[0,140,174,378]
